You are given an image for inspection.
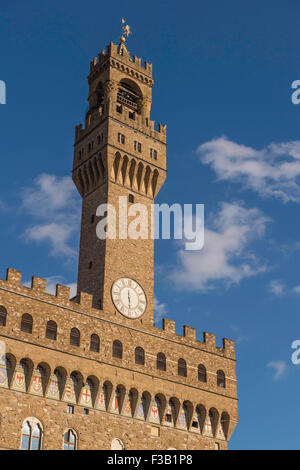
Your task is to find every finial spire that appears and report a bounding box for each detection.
[120,18,131,44]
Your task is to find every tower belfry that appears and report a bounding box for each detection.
[72,25,167,324]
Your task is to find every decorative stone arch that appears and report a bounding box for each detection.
[92,156,100,182]
[151,169,159,197]
[208,407,219,437]
[0,353,16,388]
[195,404,207,434]
[112,152,121,182]
[154,393,167,423]
[77,168,85,195]
[128,158,137,189]
[144,165,151,195]
[83,165,90,192]
[85,375,99,407]
[136,161,144,191]
[19,357,34,391]
[127,387,139,418]
[182,400,193,430]
[70,370,84,403]
[120,155,129,185]
[36,362,51,396]
[103,380,113,411]
[53,366,67,399]
[220,411,230,440]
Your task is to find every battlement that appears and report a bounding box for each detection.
[74,106,167,145]
[1,268,235,360]
[89,41,153,80]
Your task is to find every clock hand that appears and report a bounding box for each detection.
[128,289,131,309]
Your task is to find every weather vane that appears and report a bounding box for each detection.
[121,18,131,42]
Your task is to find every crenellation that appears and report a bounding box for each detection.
[78,291,93,309]
[55,284,70,303]
[31,276,46,293]
[162,318,175,335]
[6,268,21,286]
[183,325,196,341]
[203,332,216,351]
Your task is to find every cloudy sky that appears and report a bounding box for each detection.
[1,0,300,449]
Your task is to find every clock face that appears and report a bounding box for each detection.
[111,278,147,319]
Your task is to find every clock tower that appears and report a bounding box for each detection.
[72,30,167,326]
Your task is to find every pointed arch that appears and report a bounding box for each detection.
[112,152,121,182]
[136,162,144,191]
[151,169,159,197]
[128,158,137,189]
[121,155,129,185]
[144,166,151,194]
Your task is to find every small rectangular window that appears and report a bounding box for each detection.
[150,149,158,160]
[150,426,160,437]
[84,408,89,415]
[116,105,122,114]
[129,194,134,204]
[67,405,74,414]
[129,111,135,120]
[118,133,125,144]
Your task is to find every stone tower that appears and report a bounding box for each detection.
[0,32,238,451]
[72,35,167,327]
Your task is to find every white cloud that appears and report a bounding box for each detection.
[268,280,285,296]
[267,361,287,381]
[21,173,77,218]
[292,285,300,294]
[197,136,300,203]
[154,297,168,323]
[21,174,80,259]
[25,223,76,257]
[170,202,270,291]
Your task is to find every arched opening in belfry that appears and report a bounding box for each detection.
[117,79,142,113]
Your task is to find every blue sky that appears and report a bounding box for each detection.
[1,0,300,449]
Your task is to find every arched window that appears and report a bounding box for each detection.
[0,306,7,326]
[112,340,122,359]
[21,314,33,334]
[157,352,166,371]
[90,334,100,352]
[46,320,57,340]
[70,328,80,347]
[21,421,31,450]
[117,80,141,112]
[31,424,42,450]
[135,347,145,365]
[178,358,187,377]
[63,429,76,450]
[217,370,226,388]
[20,419,42,450]
[198,364,207,383]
